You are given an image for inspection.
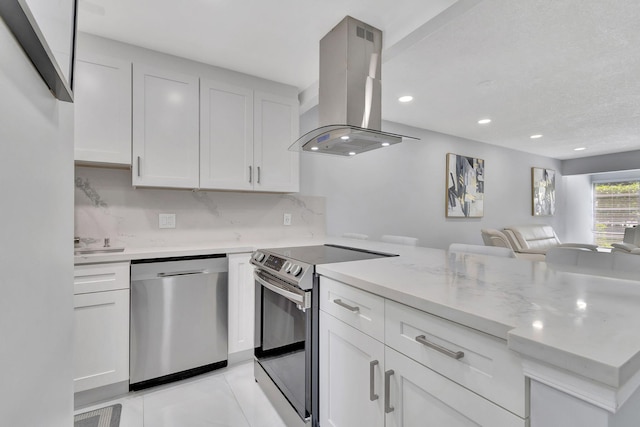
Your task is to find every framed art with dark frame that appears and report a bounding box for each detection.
[532,167,556,216]
[446,153,485,218]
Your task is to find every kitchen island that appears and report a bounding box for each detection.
[316,243,640,427]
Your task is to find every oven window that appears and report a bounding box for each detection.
[260,285,306,354]
[256,283,310,420]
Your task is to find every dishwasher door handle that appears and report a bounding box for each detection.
[157,270,207,278]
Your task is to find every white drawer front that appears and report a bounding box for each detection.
[74,262,130,294]
[320,277,385,342]
[385,300,528,418]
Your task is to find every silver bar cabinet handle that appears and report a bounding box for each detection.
[249,166,252,183]
[157,270,206,278]
[137,156,141,177]
[369,360,379,401]
[415,335,464,360]
[257,166,261,184]
[384,369,394,413]
[333,299,359,313]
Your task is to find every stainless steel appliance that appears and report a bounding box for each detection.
[130,255,228,390]
[290,16,417,156]
[251,244,397,427]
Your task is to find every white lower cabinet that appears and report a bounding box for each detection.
[320,311,385,427]
[384,347,524,427]
[227,253,255,354]
[73,262,130,393]
[319,277,528,427]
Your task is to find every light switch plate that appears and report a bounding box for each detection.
[159,213,176,229]
[283,213,292,226]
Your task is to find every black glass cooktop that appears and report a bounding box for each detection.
[264,244,397,265]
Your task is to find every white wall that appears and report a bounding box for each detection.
[563,150,640,175]
[75,167,325,248]
[563,174,594,244]
[77,32,298,100]
[0,21,74,427]
[299,108,564,249]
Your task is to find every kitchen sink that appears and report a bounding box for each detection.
[74,247,125,255]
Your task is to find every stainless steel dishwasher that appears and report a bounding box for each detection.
[130,255,228,390]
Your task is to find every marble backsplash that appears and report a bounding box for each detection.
[75,166,325,248]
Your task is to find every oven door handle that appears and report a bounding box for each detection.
[255,270,310,309]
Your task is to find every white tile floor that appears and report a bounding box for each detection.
[74,361,287,427]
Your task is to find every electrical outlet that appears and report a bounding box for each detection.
[159,213,176,229]
[283,213,292,226]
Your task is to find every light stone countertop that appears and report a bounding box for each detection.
[316,245,640,391]
[74,237,640,392]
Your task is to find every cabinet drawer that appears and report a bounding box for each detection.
[74,262,130,294]
[320,277,384,342]
[385,300,528,418]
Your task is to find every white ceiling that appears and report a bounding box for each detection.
[78,0,640,160]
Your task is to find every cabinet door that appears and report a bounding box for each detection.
[227,253,255,354]
[253,92,299,193]
[132,64,199,188]
[74,54,131,166]
[74,289,130,393]
[385,347,525,427]
[320,311,385,427]
[200,79,254,190]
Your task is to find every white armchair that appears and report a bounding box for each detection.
[502,224,597,255]
[611,227,640,254]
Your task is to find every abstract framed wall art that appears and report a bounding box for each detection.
[446,153,484,218]
[532,167,556,216]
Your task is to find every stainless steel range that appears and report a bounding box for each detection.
[251,244,397,427]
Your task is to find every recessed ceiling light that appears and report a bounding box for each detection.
[574,147,586,151]
[310,146,319,151]
[340,136,349,141]
[381,142,390,147]
[478,119,491,125]
[348,152,356,156]
[398,95,413,103]
[530,134,543,139]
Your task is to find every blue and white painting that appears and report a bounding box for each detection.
[446,153,484,218]
[532,167,556,216]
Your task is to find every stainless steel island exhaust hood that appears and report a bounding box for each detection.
[290,16,418,156]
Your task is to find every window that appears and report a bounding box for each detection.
[593,181,640,247]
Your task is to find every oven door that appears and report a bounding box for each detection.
[254,268,312,422]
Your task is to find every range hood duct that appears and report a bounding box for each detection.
[291,16,418,156]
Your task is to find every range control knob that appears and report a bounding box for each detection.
[291,265,303,277]
[253,252,265,262]
[283,261,293,273]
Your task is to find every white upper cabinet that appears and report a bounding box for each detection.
[254,92,300,193]
[76,36,299,191]
[74,54,132,166]
[200,80,254,191]
[132,64,199,188]
[200,84,300,192]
